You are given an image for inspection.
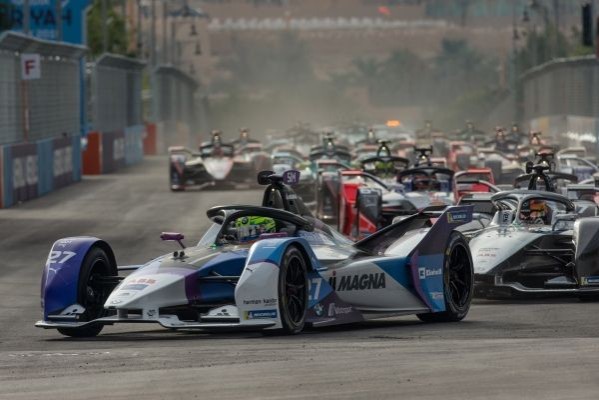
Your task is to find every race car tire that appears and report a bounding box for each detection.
[57,246,117,338]
[266,245,309,335]
[417,232,474,323]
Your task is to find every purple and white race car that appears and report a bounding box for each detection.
[36,171,474,337]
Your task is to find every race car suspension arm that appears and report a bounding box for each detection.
[525,245,573,266]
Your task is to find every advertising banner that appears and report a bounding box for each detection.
[7,0,92,44]
[52,136,75,189]
[101,130,125,173]
[8,141,38,206]
[124,125,144,166]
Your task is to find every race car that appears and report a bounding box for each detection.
[475,148,523,185]
[169,131,265,190]
[397,165,455,207]
[471,189,599,299]
[447,141,478,171]
[336,170,424,240]
[36,170,475,337]
[453,168,498,203]
[470,165,599,298]
[556,151,599,182]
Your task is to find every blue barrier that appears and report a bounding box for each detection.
[0,135,82,208]
[124,125,145,166]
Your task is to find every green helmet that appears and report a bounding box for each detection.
[234,216,276,242]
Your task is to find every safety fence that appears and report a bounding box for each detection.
[0,34,204,206]
[88,54,146,133]
[152,65,200,149]
[0,32,85,145]
[521,55,599,149]
[0,32,85,208]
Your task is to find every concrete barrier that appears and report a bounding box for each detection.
[143,123,157,155]
[82,125,145,174]
[0,135,81,208]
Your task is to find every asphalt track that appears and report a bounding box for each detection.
[1,156,599,400]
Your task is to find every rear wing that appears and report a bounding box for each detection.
[354,205,472,255]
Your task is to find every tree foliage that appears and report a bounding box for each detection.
[86,0,130,58]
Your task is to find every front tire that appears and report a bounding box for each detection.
[265,246,309,335]
[57,247,116,338]
[417,232,473,323]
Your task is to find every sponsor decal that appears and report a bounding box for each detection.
[430,291,444,300]
[121,284,149,291]
[120,278,157,291]
[13,155,39,189]
[418,267,442,280]
[53,146,73,178]
[245,309,278,320]
[447,211,468,223]
[581,276,599,286]
[327,303,353,317]
[242,298,277,306]
[313,303,324,317]
[477,248,499,258]
[129,278,156,284]
[329,272,386,291]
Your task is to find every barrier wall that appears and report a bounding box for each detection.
[0,135,81,208]
[82,125,147,175]
[143,123,157,155]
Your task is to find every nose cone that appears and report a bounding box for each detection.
[105,272,189,310]
[204,158,233,180]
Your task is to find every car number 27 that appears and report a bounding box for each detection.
[47,251,77,265]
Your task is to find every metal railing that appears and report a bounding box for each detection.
[152,64,199,132]
[521,56,599,123]
[88,54,146,133]
[0,32,85,145]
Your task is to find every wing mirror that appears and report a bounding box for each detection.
[160,232,186,249]
[552,214,577,231]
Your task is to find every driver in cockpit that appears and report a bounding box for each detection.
[519,199,551,225]
[233,216,277,243]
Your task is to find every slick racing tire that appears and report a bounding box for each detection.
[417,232,474,323]
[265,246,309,335]
[57,247,117,338]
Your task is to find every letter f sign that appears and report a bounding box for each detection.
[21,54,41,80]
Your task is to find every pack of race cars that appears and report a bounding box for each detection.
[36,122,599,337]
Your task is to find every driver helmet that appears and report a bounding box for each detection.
[234,216,276,242]
[239,128,249,140]
[367,129,376,144]
[520,199,549,224]
[211,130,223,144]
[495,127,506,142]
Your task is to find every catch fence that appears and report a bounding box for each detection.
[152,65,200,148]
[0,32,85,145]
[88,54,146,133]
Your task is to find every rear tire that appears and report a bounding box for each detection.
[57,247,116,338]
[264,246,309,335]
[417,232,473,323]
